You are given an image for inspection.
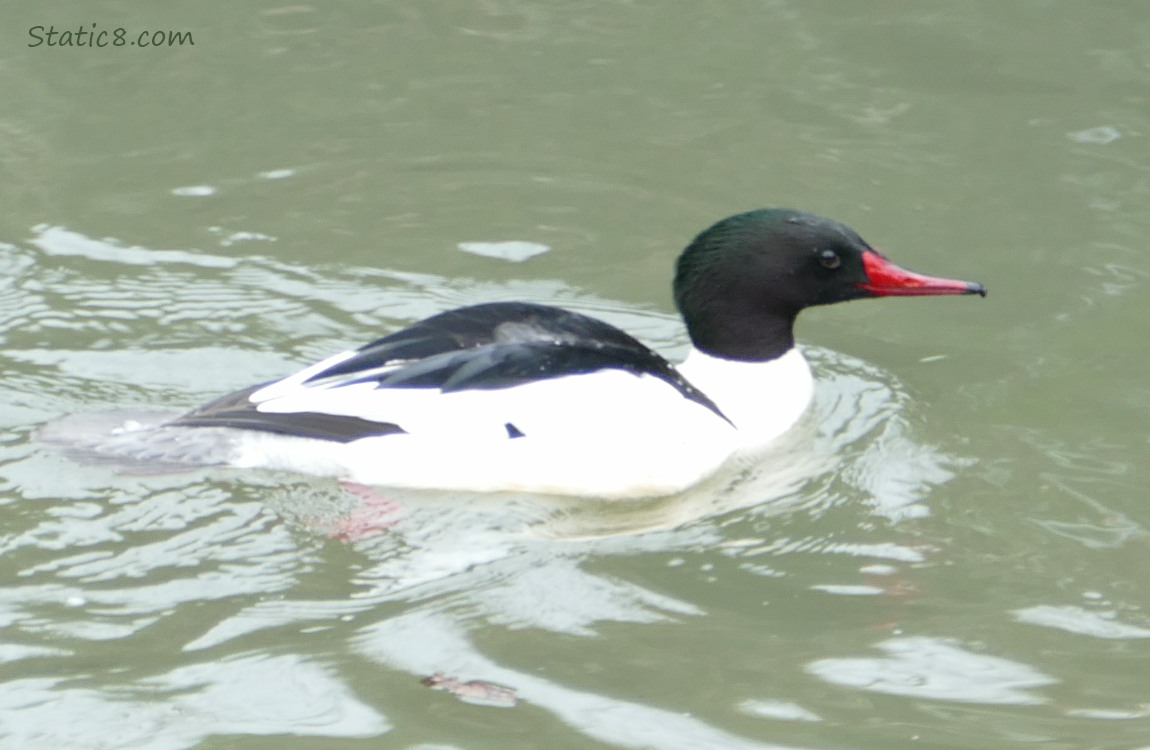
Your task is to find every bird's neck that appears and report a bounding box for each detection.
[684,304,798,362]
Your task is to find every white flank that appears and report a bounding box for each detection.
[217,346,815,499]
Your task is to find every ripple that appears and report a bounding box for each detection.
[0,655,387,750]
[170,185,217,197]
[807,637,1057,705]
[1013,605,1150,639]
[1068,126,1122,145]
[738,698,822,722]
[357,610,796,750]
[29,225,234,267]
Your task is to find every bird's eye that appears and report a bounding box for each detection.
[817,248,842,269]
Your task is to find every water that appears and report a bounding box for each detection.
[3,2,1150,748]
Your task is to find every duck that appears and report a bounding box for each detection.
[112,208,987,498]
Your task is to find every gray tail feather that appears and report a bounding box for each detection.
[39,410,241,475]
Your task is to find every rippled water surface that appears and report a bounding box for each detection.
[3,2,1150,748]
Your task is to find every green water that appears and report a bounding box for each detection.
[3,2,1150,748]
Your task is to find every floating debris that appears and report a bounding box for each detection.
[421,672,518,707]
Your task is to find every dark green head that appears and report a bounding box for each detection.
[673,209,985,361]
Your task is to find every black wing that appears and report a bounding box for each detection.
[170,384,407,443]
[313,302,725,417]
[304,302,669,382]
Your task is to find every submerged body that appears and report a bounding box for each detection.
[47,208,985,498]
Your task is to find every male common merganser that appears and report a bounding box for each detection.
[132,209,985,498]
